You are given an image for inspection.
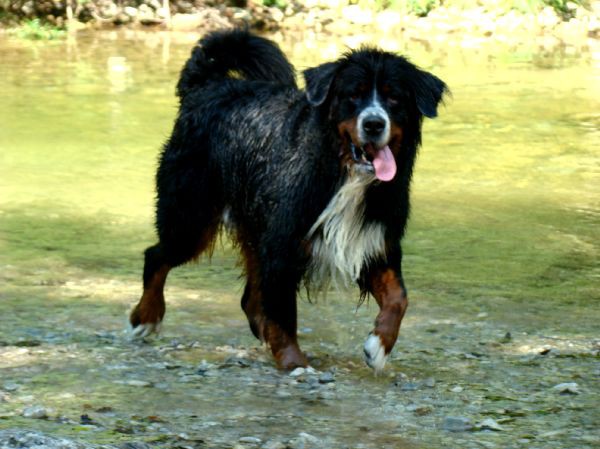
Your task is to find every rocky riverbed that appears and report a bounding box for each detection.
[0,276,598,449]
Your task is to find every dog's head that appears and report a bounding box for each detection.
[304,49,448,182]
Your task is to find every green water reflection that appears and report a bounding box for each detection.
[1,31,597,303]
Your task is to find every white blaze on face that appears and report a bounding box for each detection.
[357,89,390,148]
[356,89,397,182]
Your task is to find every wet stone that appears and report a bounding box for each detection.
[552,382,580,394]
[442,416,473,432]
[261,441,286,449]
[408,404,433,416]
[2,382,20,392]
[275,389,292,398]
[288,432,321,449]
[399,381,420,391]
[0,430,110,448]
[239,436,262,444]
[318,372,335,384]
[476,418,503,431]
[22,405,49,419]
[289,367,306,377]
[123,380,152,387]
[423,377,436,388]
[222,356,253,368]
[120,443,153,449]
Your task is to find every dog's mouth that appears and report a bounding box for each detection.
[349,141,397,182]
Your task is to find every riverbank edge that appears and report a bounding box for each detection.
[1,0,599,50]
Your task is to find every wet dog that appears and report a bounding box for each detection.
[130,29,447,371]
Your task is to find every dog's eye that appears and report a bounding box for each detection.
[350,94,360,103]
[387,97,399,106]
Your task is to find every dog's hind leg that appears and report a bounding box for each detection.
[361,244,408,372]
[130,244,170,338]
[130,199,222,338]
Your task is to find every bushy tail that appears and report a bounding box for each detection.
[176,28,296,98]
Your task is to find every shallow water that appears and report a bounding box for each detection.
[0,30,599,449]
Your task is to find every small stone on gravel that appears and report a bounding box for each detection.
[239,436,262,444]
[442,416,473,432]
[318,372,335,383]
[477,418,504,431]
[552,382,579,394]
[22,405,49,419]
[289,367,305,376]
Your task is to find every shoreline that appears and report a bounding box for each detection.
[1,1,599,52]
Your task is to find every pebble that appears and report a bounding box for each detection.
[124,380,152,387]
[552,382,580,394]
[2,382,20,392]
[287,432,321,449]
[450,386,464,393]
[409,405,433,416]
[0,430,101,448]
[289,367,306,377]
[239,436,262,444]
[121,442,153,449]
[477,418,503,431]
[262,441,286,449]
[423,377,436,388]
[442,416,473,432]
[399,382,420,391]
[22,406,48,419]
[318,372,335,384]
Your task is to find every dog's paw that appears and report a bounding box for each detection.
[130,321,162,339]
[363,332,388,372]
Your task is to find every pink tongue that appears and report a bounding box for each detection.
[372,145,396,181]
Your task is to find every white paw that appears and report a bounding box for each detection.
[363,333,388,372]
[130,321,162,339]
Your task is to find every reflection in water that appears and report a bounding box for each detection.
[1,31,597,217]
[107,55,132,94]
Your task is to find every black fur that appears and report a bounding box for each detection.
[134,29,448,369]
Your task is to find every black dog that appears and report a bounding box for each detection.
[130,29,447,371]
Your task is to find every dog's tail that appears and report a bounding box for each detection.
[176,29,296,98]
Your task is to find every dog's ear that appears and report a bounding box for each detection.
[303,62,339,106]
[411,69,448,118]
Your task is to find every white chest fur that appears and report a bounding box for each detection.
[306,172,387,288]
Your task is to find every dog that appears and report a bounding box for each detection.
[130,29,448,371]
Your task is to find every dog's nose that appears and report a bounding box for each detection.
[362,116,386,137]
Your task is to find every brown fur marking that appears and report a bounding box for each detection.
[369,268,408,354]
[130,265,170,327]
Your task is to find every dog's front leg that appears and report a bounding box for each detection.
[362,260,408,372]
